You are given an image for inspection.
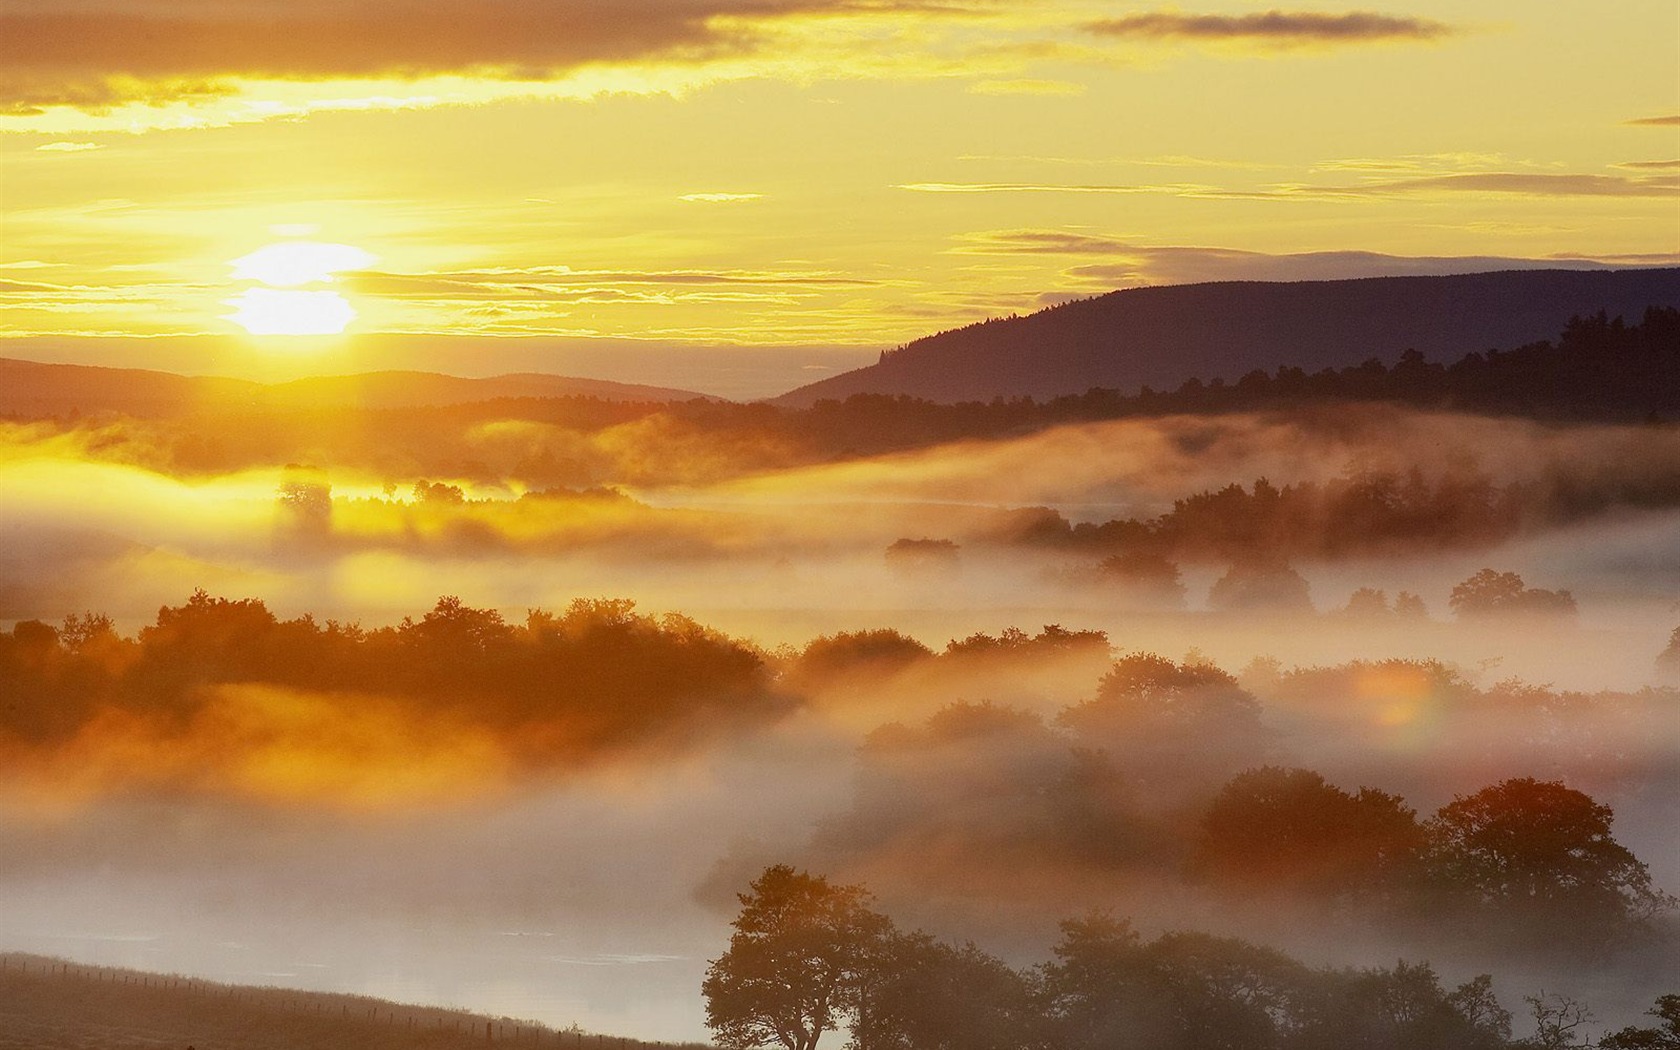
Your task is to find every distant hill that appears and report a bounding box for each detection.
[0,953,701,1050]
[0,360,710,418]
[773,268,1680,406]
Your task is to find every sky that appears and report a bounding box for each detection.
[0,0,1676,394]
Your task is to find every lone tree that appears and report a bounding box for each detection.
[1448,569,1575,620]
[703,865,892,1050]
[1423,777,1674,942]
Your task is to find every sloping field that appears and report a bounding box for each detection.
[0,955,708,1050]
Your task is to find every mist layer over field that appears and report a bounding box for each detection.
[3,403,1679,1040]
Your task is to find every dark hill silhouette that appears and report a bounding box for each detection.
[0,359,709,417]
[773,268,1680,405]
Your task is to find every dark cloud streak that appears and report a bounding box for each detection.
[1085,9,1455,46]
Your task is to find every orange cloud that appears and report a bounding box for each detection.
[0,0,992,112]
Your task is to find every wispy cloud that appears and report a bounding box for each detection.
[951,230,1137,255]
[1312,172,1680,198]
[899,171,1680,201]
[955,152,1282,170]
[1625,115,1680,127]
[896,181,1205,195]
[679,192,765,203]
[33,140,103,152]
[947,231,1670,287]
[1085,10,1456,48]
[350,266,878,295]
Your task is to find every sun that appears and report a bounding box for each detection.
[226,288,359,336]
[226,239,376,337]
[231,241,376,287]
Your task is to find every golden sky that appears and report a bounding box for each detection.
[0,0,1676,389]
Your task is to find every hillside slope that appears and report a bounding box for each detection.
[775,268,1680,406]
[0,954,702,1050]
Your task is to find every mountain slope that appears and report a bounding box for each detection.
[0,359,710,417]
[774,268,1680,406]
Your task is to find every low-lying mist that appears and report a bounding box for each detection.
[2,590,1677,1039]
[4,402,1680,1041]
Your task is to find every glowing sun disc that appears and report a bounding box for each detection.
[227,288,357,336]
[231,241,376,287]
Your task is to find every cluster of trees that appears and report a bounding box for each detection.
[783,624,1112,697]
[1086,550,1571,623]
[883,538,961,577]
[990,469,1568,565]
[1448,570,1576,619]
[705,865,1677,1050]
[812,652,1674,951]
[0,591,782,763]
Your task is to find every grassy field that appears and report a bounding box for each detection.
[0,954,710,1050]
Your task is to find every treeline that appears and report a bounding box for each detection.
[0,590,782,762]
[793,306,1680,441]
[706,865,1679,1050]
[12,311,1677,492]
[685,307,1680,464]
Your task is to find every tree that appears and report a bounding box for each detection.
[703,865,892,1050]
[276,464,332,538]
[1209,558,1314,613]
[1657,626,1680,681]
[851,932,1039,1050]
[1343,587,1391,619]
[789,629,933,688]
[1519,992,1594,1050]
[1036,913,1151,1050]
[1448,569,1575,620]
[1095,551,1186,608]
[1059,654,1269,803]
[1193,766,1423,900]
[1600,995,1680,1050]
[1394,591,1430,619]
[1297,962,1512,1050]
[1039,916,1315,1050]
[1423,778,1674,942]
[884,538,960,577]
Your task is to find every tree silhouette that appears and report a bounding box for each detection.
[703,865,892,1050]
[1059,654,1269,802]
[883,538,960,577]
[1600,995,1680,1050]
[1657,626,1680,681]
[1095,551,1186,608]
[1448,570,1576,620]
[1209,558,1314,614]
[1519,993,1595,1050]
[1193,766,1423,901]
[1422,778,1673,942]
[851,932,1037,1050]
